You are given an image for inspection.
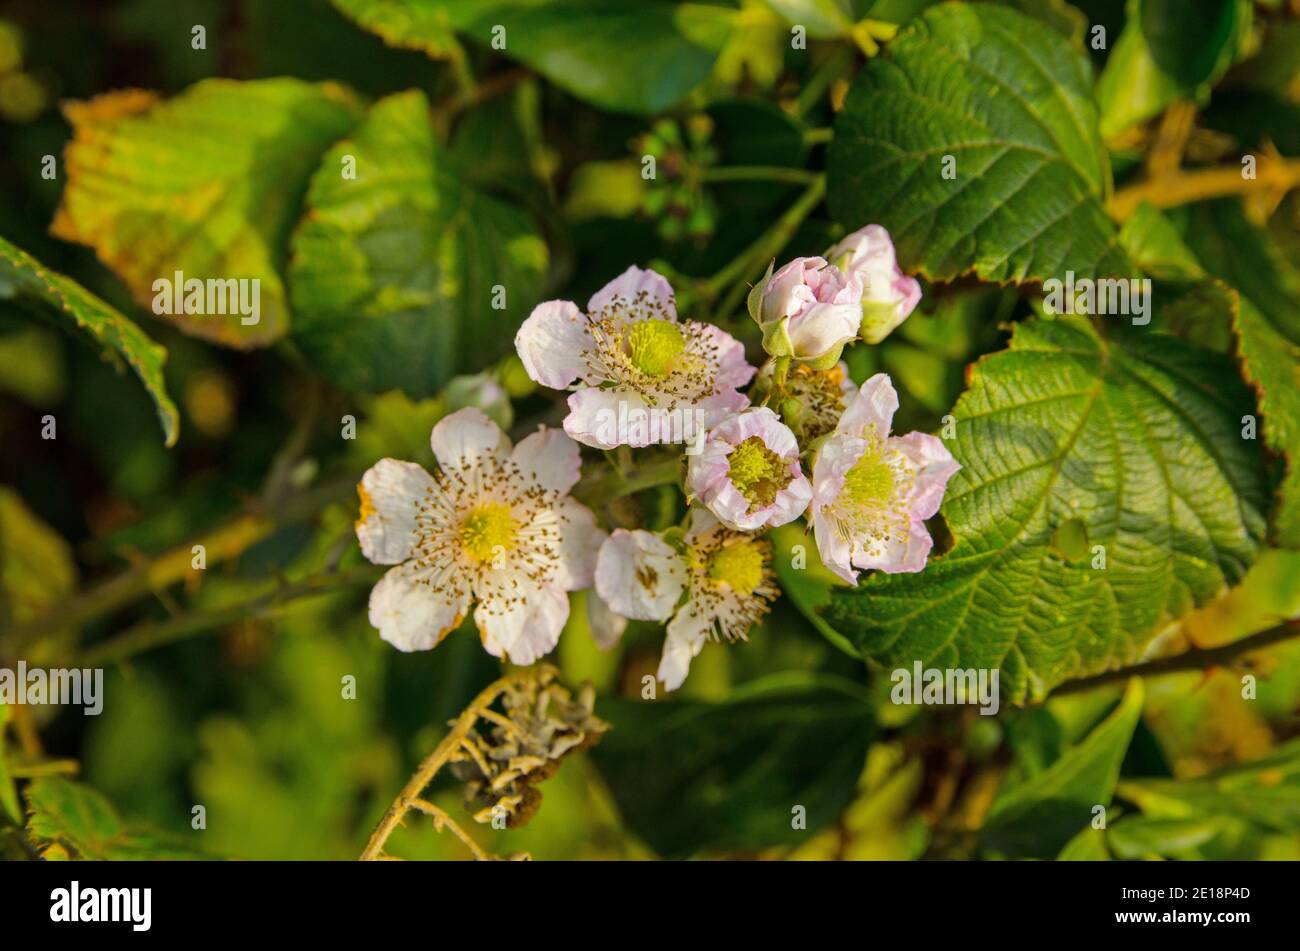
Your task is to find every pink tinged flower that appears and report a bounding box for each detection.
[686,407,811,531]
[514,266,755,450]
[810,373,959,584]
[751,256,862,366]
[594,510,777,691]
[355,407,606,664]
[826,224,922,344]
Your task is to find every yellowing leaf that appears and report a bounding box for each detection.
[52,79,363,348]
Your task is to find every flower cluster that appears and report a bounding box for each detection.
[355,225,958,692]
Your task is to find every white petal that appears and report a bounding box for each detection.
[430,407,508,471]
[766,471,813,527]
[812,505,857,585]
[564,387,655,449]
[515,299,592,389]
[694,389,752,430]
[658,605,712,691]
[811,433,865,507]
[368,563,469,651]
[595,529,686,621]
[588,265,676,322]
[512,426,582,494]
[835,372,898,440]
[554,497,607,591]
[699,478,757,531]
[691,321,755,391]
[355,459,434,565]
[785,301,861,360]
[715,406,800,456]
[474,584,570,665]
[685,436,732,498]
[852,518,934,575]
[586,591,628,650]
[684,506,721,539]
[893,431,961,520]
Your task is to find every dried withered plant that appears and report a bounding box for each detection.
[359,665,607,861]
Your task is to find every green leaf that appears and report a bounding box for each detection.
[25,777,211,860]
[1096,0,1249,138]
[762,0,852,38]
[1138,0,1246,89]
[1057,824,1111,860]
[824,316,1266,703]
[329,0,730,114]
[827,3,1129,285]
[1105,815,1233,860]
[289,90,549,395]
[51,79,364,348]
[0,486,77,636]
[984,678,1143,858]
[591,674,874,857]
[0,703,19,826]
[1118,736,1300,834]
[1182,202,1300,549]
[1094,12,1183,139]
[1117,202,1204,282]
[0,236,178,446]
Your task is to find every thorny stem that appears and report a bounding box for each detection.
[1047,620,1300,699]
[359,668,541,861]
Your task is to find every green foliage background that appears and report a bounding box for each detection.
[2,0,1300,861]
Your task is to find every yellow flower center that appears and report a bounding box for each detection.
[707,539,766,597]
[727,435,791,509]
[841,437,896,509]
[625,319,686,377]
[459,502,518,564]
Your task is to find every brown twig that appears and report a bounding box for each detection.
[359,667,541,861]
[1048,619,1300,699]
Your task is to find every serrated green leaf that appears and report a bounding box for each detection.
[984,678,1142,858]
[823,316,1266,703]
[289,90,548,395]
[0,236,178,446]
[1182,202,1300,549]
[827,3,1129,285]
[51,79,364,348]
[591,675,874,857]
[25,777,211,860]
[329,0,730,114]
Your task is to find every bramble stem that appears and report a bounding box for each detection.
[2,475,357,661]
[703,174,827,309]
[359,668,540,861]
[70,566,381,667]
[702,166,820,185]
[1048,620,1300,698]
